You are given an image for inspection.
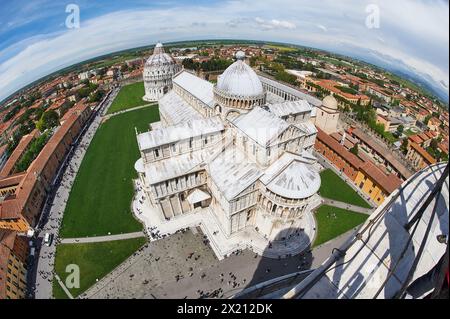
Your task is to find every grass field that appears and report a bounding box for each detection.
[59,106,160,238]
[319,169,371,209]
[107,81,146,114]
[265,44,297,52]
[53,237,147,299]
[313,205,368,247]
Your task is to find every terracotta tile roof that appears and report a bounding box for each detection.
[425,131,437,139]
[330,132,355,149]
[47,99,66,111]
[408,135,423,145]
[410,142,436,165]
[351,128,412,179]
[0,129,39,178]
[316,127,363,169]
[29,101,43,110]
[0,144,7,156]
[438,143,449,154]
[0,196,22,219]
[418,133,429,141]
[0,172,26,189]
[359,161,402,194]
[0,230,21,298]
[0,106,90,224]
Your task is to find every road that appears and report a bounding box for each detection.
[32,87,119,299]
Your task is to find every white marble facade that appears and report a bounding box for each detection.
[143,42,181,102]
[135,49,328,257]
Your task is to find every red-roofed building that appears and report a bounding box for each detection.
[315,127,402,206]
[427,117,442,132]
[0,230,29,299]
[315,127,363,181]
[406,142,436,171]
[0,104,92,232]
[314,80,370,106]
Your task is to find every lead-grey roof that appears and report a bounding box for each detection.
[173,71,214,107]
[259,75,322,107]
[232,107,290,147]
[137,116,224,151]
[159,90,202,125]
[268,100,312,118]
[144,149,211,184]
[208,146,262,201]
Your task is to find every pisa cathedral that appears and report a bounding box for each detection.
[134,43,340,258]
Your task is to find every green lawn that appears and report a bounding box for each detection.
[313,205,369,247]
[265,44,297,52]
[107,81,146,114]
[59,106,160,237]
[404,128,417,137]
[319,169,371,209]
[53,237,147,299]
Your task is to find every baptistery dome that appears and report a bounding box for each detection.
[143,42,181,102]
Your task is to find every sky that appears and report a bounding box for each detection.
[0,0,448,103]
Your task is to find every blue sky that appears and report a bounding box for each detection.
[0,0,448,102]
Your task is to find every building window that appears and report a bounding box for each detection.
[155,149,159,157]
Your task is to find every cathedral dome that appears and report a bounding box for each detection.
[216,51,264,98]
[322,95,338,110]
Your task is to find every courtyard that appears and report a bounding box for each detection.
[76,230,315,299]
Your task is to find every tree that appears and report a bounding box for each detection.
[397,124,404,134]
[423,114,432,125]
[429,138,439,151]
[400,138,409,155]
[89,90,105,103]
[36,110,59,132]
[350,143,359,156]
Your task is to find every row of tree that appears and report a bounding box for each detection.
[182,58,233,72]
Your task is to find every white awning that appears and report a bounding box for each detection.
[186,189,211,204]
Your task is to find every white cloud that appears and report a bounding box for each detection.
[0,0,448,101]
[254,17,296,30]
[316,24,327,32]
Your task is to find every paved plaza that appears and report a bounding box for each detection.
[82,229,316,299]
[133,179,319,260]
[82,225,360,299]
